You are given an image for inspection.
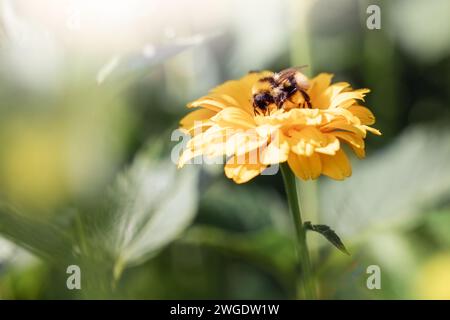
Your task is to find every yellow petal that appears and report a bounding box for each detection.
[188,97,228,112]
[332,131,364,148]
[184,120,214,135]
[320,149,352,180]
[225,130,268,157]
[321,119,366,137]
[260,108,322,127]
[224,154,267,184]
[289,127,325,156]
[207,93,241,107]
[260,132,290,165]
[186,125,229,159]
[332,131,365,159]
[347,105,376,125]
[180,108,217,130]
[308,73,333,99]
[289,127,340,156]
[326,82,352,100]
[210,71,273,114]
[322,108,361,125]
[340,99,357,109]
[352,145,365,159]
[211,107,256,130]
[287,152,322,180]
[178,148,203,168]
[362,125,382,136]
[311,81,351,109]
[315,134,340,155]
[330,89,370,109]
[200,129,264,159]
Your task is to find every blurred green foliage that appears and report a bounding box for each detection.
[0,0,449,299]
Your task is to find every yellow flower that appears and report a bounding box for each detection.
[177,71,381,183]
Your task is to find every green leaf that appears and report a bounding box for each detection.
[304,221,350,256]
[96,33,220,84]
[90,143,199,279]
[320,125,450,238]
[0,203,73,262]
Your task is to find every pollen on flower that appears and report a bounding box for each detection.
[177,70,381,184]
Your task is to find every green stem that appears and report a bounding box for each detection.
[280,163,317,299]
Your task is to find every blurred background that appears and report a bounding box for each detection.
[0,0,449,299]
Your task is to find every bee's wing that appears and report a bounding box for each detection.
[294,65,308,69]
[275,65,308,83]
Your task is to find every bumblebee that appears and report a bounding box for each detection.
[251,67,311,115]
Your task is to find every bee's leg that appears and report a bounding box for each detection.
[275,97,287,110]
[286,98,295,106]
[298,89,312,108]
[275,96,286,110]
